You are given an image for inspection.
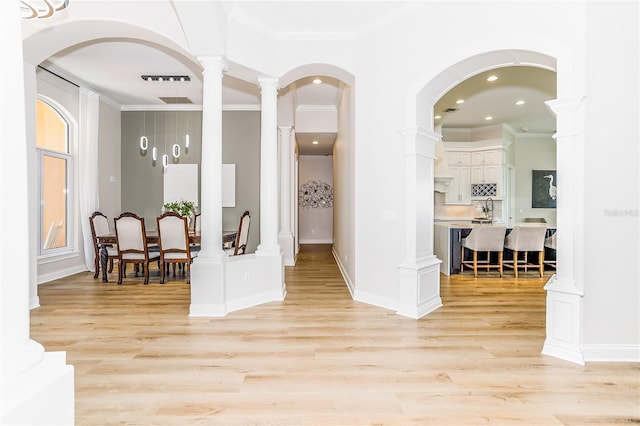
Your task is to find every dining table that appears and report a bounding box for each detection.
[96,230,237,282]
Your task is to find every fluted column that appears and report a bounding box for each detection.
[196,56,225,259]
[278,125,295,265]
[256,78,282,256]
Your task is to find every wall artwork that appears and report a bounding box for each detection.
[299,180,333,209]
[532,170,557,208]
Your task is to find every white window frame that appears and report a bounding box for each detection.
[36,99,75,257]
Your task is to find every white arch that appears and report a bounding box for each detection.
[280,63,355,88]
[406,48,585,364]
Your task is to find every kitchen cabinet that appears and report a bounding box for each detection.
[471,163,500,184]
[445,151,471,204]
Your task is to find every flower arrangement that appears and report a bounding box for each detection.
[162,199,196,217]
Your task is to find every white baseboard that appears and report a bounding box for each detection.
[332,248,354,297]
[299,238,333,244]
[582,344,640,362]
[38,265,88,285]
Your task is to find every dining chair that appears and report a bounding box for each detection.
[89,211,117,279]
[157,211,198,284]
[114,212,160,284]
[225,210,251,256]
[461,225,506,277]
[544,230,557,269]
[503,225,547,277]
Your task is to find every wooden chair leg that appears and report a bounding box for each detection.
[108,259,114,273]
[461,246,465,273]
[498,251,503,277]
[539,251,544,277]
[473,250,478,278]
[94,254,100,279]
[513,250,519,278]
[160,260,165,284]
[144,262,150,284]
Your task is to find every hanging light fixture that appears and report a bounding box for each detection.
[139,74,191,168]
[21,0,69,19]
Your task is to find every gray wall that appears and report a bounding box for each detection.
[121,110,260,253]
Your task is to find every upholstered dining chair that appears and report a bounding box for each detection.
[544,230,557,269]
[461,225,506,277]
[225,210,251,256]
[114,212,159,284]
[157,211,198,284]
[89,211,117,279]
[503,225,547,277]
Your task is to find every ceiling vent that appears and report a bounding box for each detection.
[159,97,193,104]
[444,107,458,113]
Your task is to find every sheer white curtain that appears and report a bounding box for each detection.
[79,87,100,271]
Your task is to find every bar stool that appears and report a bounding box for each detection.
[503,225,547,277]
[461,225,507,277]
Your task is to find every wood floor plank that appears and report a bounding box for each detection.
[30,244,639,425]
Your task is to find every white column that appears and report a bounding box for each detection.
[195,56,225,260]
[256,78,282,256]
[1,1,73,423]
[190,56,227,317]
[396,126,443,319]
[278,125,295,265]
[542,97,585,364]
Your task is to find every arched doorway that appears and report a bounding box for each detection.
[410,49,585,364]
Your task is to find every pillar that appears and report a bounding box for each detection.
[396,126,443,319]
[1,1,74,423]
[542,97,585,364]
[278,125,296,265]
[189,56,227,317]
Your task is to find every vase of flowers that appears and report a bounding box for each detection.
[162,199,196,220]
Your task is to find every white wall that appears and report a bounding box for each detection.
[582,1,639,354]
[298,155,334,243]
[513,134,557,225]
[333,84,356,289]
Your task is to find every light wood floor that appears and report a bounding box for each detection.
[31,245,639,425]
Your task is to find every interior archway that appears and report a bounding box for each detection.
[413,49,564,354]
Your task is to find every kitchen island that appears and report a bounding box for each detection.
[434,222,556,275]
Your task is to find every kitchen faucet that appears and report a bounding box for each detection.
[485,197,494,221]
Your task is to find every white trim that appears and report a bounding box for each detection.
[353,289,398,313]
[122,104,261,112]
[37,249,80,265]
[299,238,333,244]
[226,289,286,314]
[296,105,337,113]
[332,247,354,298]
[582,344,640,362]
[37,265,87,285]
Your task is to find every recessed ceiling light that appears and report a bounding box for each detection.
[485,116,493,121]
[487,75,498,82]
[312,140,319,145]
[313,78,322,84]
[515,100,525,106]
[456,99,464,104]
[434,115,442,120]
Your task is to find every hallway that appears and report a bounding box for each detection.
[29,245,638,425]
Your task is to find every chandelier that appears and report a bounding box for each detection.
[139,75,191,169]
[21,0,69,19]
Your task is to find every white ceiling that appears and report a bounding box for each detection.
[33,1,557,156]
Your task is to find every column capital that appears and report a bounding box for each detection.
[278,125,294,136]
[258,77,279,91]
[398,126,438,159]
[197,56,227,73]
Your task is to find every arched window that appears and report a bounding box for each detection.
[36,98,73,254]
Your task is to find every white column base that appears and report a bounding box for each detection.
[278,233,296,266]
[542,274,585,365]
[225,254,286,312]
[1,351,74,425]
[396,255,443,319]
[189,256,226,317]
